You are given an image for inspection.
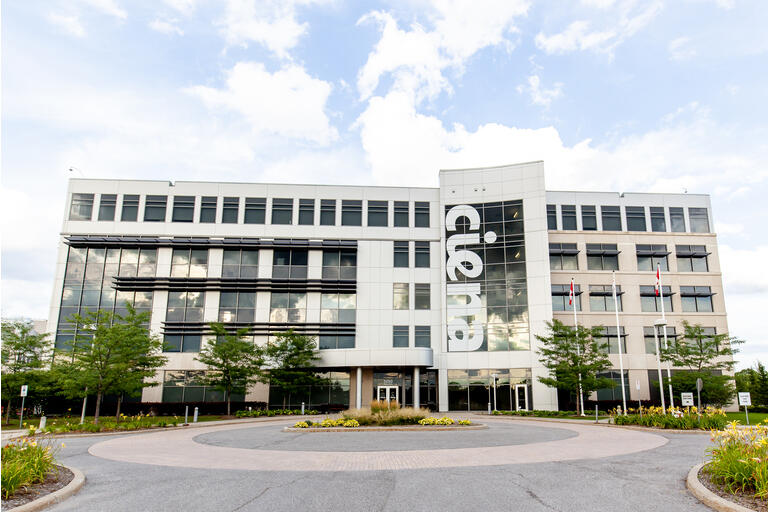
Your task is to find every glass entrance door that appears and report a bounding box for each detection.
[515,384,528,411]
[377,385,399,405]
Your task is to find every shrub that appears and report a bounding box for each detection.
[293,421,309,428]
[235,409,320,418]
[612,406,727,430]
[458,419,472,425]
[343,419,359,428]
[343,405,428,426]
[436,417,454,425]
[1,437,59,499]
[706,419,768,500]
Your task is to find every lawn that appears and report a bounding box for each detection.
[725,411,768,425]
[2,414,227,431]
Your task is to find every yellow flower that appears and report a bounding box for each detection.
[61,442,66,448]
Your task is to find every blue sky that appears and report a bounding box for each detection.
[2,0,767,369]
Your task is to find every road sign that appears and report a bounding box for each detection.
[20,385,28,397]
[681,393,694,406]
[738,392,752,406]
[696,378,703,392]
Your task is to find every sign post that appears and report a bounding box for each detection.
[636,380,642,416]
[681,392,694,407]
[19,385,28,429]
[738,392,752,425]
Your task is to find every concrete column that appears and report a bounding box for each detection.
[356,367,362,409]
[413,367,421,409]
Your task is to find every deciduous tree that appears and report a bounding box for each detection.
[262,330,325,409]
[1,320,52,424]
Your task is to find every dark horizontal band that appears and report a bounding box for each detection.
[161,321,356,336]
[65,235,358,250]
[112,276,357,293]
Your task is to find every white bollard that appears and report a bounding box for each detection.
[487,402,492,415]
[39,416,47,431]
[184,406,189,425]
[193,407,199,423]
[301,402,305,415]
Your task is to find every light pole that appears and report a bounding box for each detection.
[491,373,498,412]
[653,318,667,413]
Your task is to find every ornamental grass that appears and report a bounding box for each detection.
[341,402,430,426]
[1,436,60,499]
[611,406,727,430]
[705,420,768,501]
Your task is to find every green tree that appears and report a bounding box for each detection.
[262,330,325,409]
[196,323,265,416]
[660,321,742,408]
[53,305,165,424]
[535,320,614,415]
[1,320,52,424]
[748,362,768,407]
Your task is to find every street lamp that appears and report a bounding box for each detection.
[653,318,667,414]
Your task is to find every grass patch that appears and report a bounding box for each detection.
[725,411,768,425]
[1,437,58,499]
[705,420,768,501]
[235,409,319,418]
[492,409,609,419]
[612,406,727,430]
[20,414,228,434]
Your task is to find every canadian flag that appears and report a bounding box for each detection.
[655,265,661,296]
[569,278,575,305]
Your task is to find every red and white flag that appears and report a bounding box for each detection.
[569,278,575,305]
[655,264,661,296]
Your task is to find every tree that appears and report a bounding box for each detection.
[535,320,614,415]
[660,321,743,408]
[1,320,52,424]
[262,330,325,409]
[746,362,768,407]
[53,304,166,424]
[196,323,265,416]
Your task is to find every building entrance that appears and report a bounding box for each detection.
[515,384,529,411]
[377,385,399,405]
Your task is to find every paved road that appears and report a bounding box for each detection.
[48,419,713,512]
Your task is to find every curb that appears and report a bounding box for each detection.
[9,464,85,512]
[600,423,712,435]
[283,424,487,432]
[686,462,755,512]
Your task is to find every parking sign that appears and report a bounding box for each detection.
[738,392,751,407]
[681,393,694,406]
[20,385,28,397]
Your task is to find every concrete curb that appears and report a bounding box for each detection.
[686,462,755,512]
[283,424,488,432]
[600,423,713,435]
[482,415,713,434]
[8,464,85,512]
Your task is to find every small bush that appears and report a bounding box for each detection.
[458,419,472,425]
[1,437,59,499]
[706,419,768,501]
[612,406,727,430]
[235,409,320,418]
[343,419,359,428]
[293,421,309,428]
[343,405,428,426]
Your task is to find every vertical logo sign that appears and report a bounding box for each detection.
[445,204,496,351]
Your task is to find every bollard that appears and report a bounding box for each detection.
[595,405,598,423]
[39,416,47,431]
[487,402,492,415]
[193,407,199,423]
[185,406,189,425]
[301,402,305,415]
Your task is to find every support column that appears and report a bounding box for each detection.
[356,367,362,409]
[413,367,420,409]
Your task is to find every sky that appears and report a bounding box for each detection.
[2,0,767,370]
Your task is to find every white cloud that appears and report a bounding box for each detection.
[715,222,744,236]
[47,13,86,38]
[163,0,197,15]
[516,74,564,108]
[186,62,337,145]
[535,0,663,56]
[149,18,184,36]
[82,0,127,19]
[357,1,529,102]
[668,36,696,61]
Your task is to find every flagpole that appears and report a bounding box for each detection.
[572,278,585,416]
[658,263,674,409]
[612,272,627,415]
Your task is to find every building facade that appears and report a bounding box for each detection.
[47,162,730,412]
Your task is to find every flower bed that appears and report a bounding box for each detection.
[611,406,727,430]
[705,420,768,502]
[235,408,319,418]
[1,437,60,499]
[292,416,472,429]
[33,414,184,435]
[492,409,603,418]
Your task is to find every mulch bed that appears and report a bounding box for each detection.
[698,465,767,512]
[1,465,74,510]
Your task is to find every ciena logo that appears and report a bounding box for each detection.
[445,204,496,352]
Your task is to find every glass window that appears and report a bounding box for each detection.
[320,199,336,225]
[393,241,409,268]
[639,285,672,312]
[393,283,409,310]
[69,193,94,221]
[644,326,677,354]
[121,194,139,221]
[222,197,239,223]
[172,196,195,223]
[269,292,307,322]
[414,326,431,347]
[586,244,619,270]
[322,249,356,279]
[601,206,622,231]
[163,335,202,353]
[165,291,205,323]
[551,284,580,311]
[218,291,256,323]
[222,249,258,278]
[636,244,669,271]
[341,200,362,226]
[171,248,208,278]
[271,198,293,225]
[650,207,666,232]
[415,283,430,310]
[681,286,714,312]
[98,194,116,221]
[319,335,355,350]
[393,326,409,347]
[581,205,597,230]
[595,370,630,401]
[546,204,557,230]
[589,285,622,312]
[549,243,578,270]
[670,207,686,232]
[414,241,430,268]
[367,200,388,227]
[320,293,356,323]
[244,198,266,224]
[200,196,217,223]
[561,205,577,230]
[676,245,709,272]
[144,195,167,222]
[394,201,409,227]
[298,199,314,225]
[689,207,710,233]
[596,326,626,354]
[625,206,646,231]
[414,201,430,227]
[272,249,307,279]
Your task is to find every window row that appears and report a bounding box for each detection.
[549,243,709,272]
[393,241,431,268]
[551,285,715,312]
[70,193,431,228]
[393,283,431,310]
[547,204,710,233]
[392,325,432,348]
[560,325,715,356]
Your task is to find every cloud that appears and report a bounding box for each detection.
[186,62,337,145]
[82,0,127,19]
[47,13,86,38]
[149,18,184,36]
[516,74,563,108]
[668,36,696,61]
[535,0,663,56]
[163,0,197,15]
[357,1,529,102]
